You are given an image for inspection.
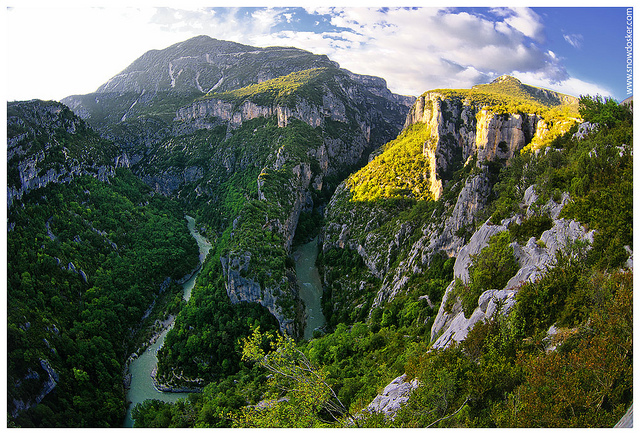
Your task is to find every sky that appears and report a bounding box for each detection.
[2,2,635,102]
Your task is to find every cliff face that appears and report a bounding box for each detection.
[429,194,595,349]
[7,100,127,208]
[403,92,545,200]
[320,77,580,326]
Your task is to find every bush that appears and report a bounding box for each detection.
[458,232,519,317]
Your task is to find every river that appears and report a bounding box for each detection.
[294,237,326,340]
[123,223,324,426]
[123,216,211,427]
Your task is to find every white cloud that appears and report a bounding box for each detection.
[493,7,545,42]
[4,6,614,102]
[285,7,572,96]
[563,33,584,49]
[515,71,612,98]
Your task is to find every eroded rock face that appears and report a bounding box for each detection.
[404,93,478,200]
[404,93,547,201]
[10,359,59,418]
[475,111,542,162]
[7,100,122,209]
[363,374,420,419]
[220,253,300,336]
[430,206,596,349]
[367,168,493,308]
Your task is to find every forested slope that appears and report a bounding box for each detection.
[130,93,632,429]
[7,101,200,427]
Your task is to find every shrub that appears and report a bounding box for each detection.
[458,232,519,317]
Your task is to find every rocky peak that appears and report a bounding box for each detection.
[96,36,337,96]
[402,77,578,201]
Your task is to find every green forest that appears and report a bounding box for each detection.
[7,170,200,426]
[127,96,632,428]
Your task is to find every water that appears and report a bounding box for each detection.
[294,237,326,340]
[123,216,212,427]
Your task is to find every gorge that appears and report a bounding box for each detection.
[123,216,211,427]
[7,35,633,428]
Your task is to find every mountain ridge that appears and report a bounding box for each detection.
[7,35,632,429]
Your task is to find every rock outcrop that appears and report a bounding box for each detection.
[430,191,595,349]
[220,252,301,336]
[7,100,123,208]
[363,374,420,419]
[10,359,59,418]
[403,91,546,201]
[320,76,582,341]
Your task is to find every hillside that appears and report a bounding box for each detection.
[7,101,200,426]
[7,35,632,429]
[126,79,632,428]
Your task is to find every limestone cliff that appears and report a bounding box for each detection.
[320,76,581,327]
[403,90,547,201]
[7,100,128,208]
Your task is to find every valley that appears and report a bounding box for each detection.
[123,216,211,427]
[6,35,633,428]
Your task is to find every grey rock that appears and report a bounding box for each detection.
[430,215,594,348]
[364,374,420,419]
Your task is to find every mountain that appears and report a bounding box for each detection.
[128,78,631,428]
[7,34,633,429]
[61,35,412,156]
[6,100,201,426]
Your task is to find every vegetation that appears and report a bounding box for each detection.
[452,231,520,316]
[347,123,435,202]
[7,100,120,190]
[7,170,199,427]
[155,245,281,386]
[431,75,577,115]
[204,67,335,108]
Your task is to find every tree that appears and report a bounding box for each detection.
[578,95,632,128]
[233,328,354,427]
[457,231,519,316]
[498,271,632,427]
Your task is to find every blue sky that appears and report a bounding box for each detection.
[4,4,634,101]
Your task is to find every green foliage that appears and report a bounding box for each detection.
[579,95,633,128]
[347,123,434,202]
[510,242,590,338]
[497,271,632,427]
[292,208,323,245]
[233,328,351,427]
[302,321,417,418]
[156,257,280,385]
[454,232,519,317]
[523,103,580,152]
[7,171,199,427]
[508,215,553,244]
[205,68,334,108]
[319,247,379,328]
[487,95,632,271]
[431,76,577,115]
